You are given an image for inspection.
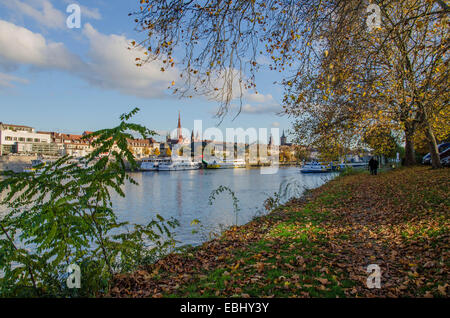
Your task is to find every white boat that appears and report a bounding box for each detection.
[206,157,246,169]
[140,156,171,171]
[23,159,49,174]
[24,158,90,174]
[158,157,201,171]
[300,161,332,173]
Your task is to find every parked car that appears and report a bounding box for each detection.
[422,142,450,164]
[439,147,450,160]
[441,156,450,167]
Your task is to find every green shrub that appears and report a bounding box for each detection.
[0,108,178,297]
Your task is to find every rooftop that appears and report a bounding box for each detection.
[0,122,33,129]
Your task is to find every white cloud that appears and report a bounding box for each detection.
[0,72,29,88]
[0,20,85,71]
[0,20,178,99]
[81,23,177,98]
[1,0,102,29]
[222,91,281,115]
[238,92,282,114]
[245,92,275,104]
[79,5,101,20]
[62,0,102,20]
[2,0,66,29]
[241,103,282,114]
[256,55,272,66]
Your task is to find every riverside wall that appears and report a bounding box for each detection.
[0,155,37,173]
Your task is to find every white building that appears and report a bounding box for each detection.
[60,134,93,158]
[0,123,58,156]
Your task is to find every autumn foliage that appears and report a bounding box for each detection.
[132,0,448,168]
[110,167,449,298]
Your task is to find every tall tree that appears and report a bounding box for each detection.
[132,0,448,166]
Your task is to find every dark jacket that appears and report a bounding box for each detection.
[369,158,379,169]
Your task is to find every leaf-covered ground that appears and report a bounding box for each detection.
[109,166,449,298]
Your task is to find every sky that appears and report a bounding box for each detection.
[0,0,292,143]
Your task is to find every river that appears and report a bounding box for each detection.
[110,167,337,246]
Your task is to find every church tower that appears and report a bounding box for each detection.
[281,130,287,146]
[177,111,182,143]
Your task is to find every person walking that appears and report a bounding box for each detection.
[368,157,379,175]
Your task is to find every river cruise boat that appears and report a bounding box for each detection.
[23,159,47,173]
[206,157,246,169]
[300,161,332,173]
[330,161,368,171]
[140,156,171,171]
[158,157,201,171]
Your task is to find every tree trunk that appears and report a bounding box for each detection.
[425,122,442,169]
[404,129,416,166]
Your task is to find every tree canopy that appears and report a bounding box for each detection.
[132,0,449,167]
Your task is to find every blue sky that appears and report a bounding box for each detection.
[0,0,292,142]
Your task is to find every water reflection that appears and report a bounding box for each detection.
[0,168,336,246]
[111,167,337,246]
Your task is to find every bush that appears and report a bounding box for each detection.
[0,108,178,297]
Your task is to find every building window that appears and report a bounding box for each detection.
[26,138,33,142]
[5,136,12,141]
[34,138,40,142]
[19,137,25,142]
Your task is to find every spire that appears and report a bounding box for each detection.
[281,129,287,146]
[177,111,182,141]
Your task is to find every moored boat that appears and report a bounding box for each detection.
[300,161,332,173]
[140,156,171,171]
[158,157,201,171]
[23,159,50,174]
[206,157,246,169]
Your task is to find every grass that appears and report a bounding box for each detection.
[110,166,449,298]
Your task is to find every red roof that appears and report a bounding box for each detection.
[127,138,151,146]
[0,123,33,129]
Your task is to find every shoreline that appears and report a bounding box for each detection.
[109,166,449,298]
[0,156,300,173]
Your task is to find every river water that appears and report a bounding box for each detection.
[110,167,337,246]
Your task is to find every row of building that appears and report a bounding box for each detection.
[0,114,297,161]
[0,122,93,157]
[0,122,161,158]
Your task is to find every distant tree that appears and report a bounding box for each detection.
[166,147,172,157]
[177,145,191,157]
[154,147,160,157]
[294,146,310,162]
[363,127,400,159]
